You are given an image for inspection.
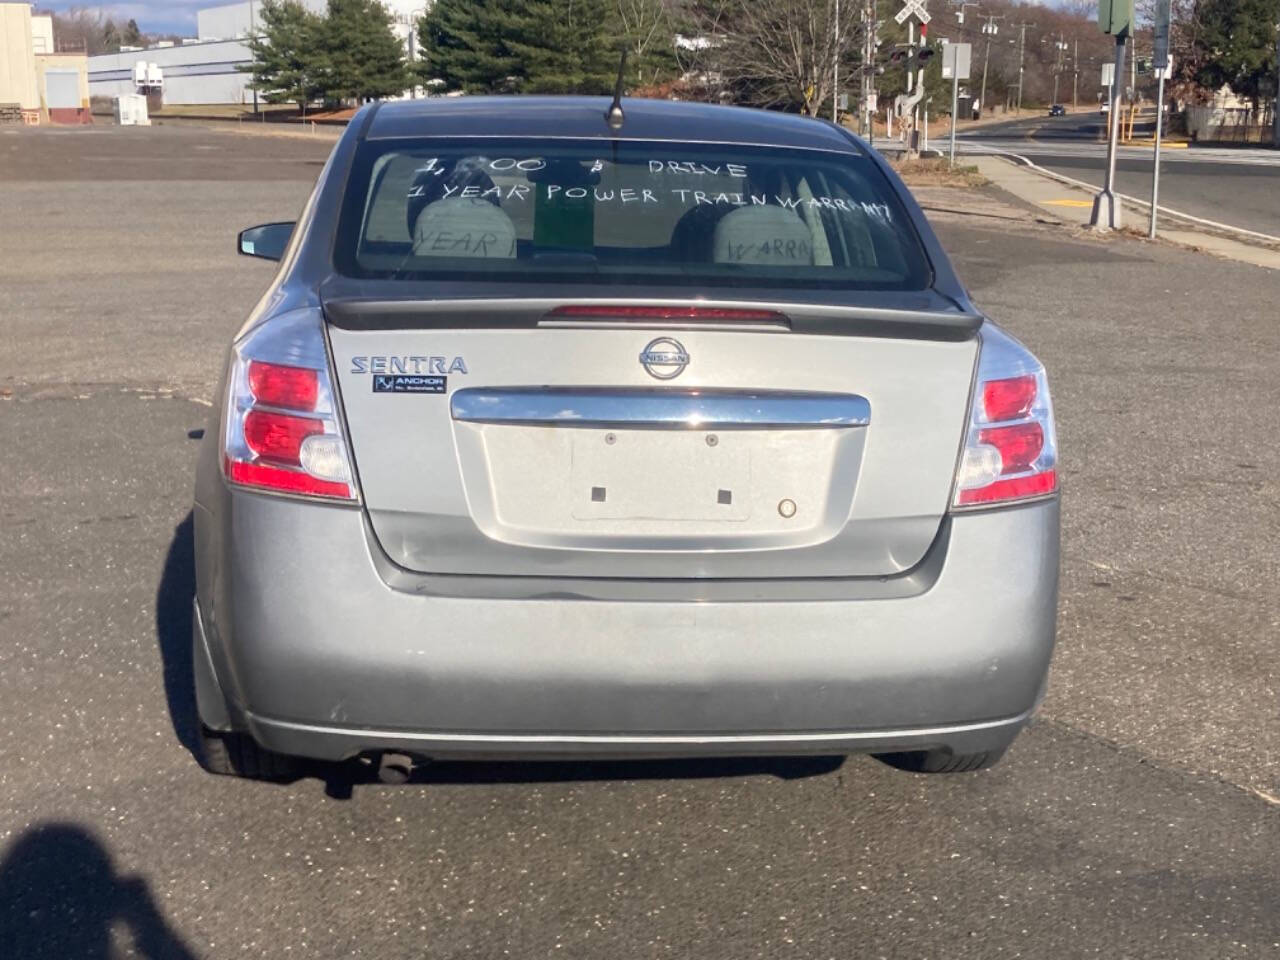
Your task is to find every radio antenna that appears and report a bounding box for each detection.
[605,49,628,131]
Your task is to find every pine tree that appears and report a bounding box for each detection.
[419,0,616,95]
[418,0,511,93]
[240,0,325,109]
[318,0,414,103]
[503,0,615,93]
[1191,0,1279,106]
[121,18,143,47]
[101,18,122,53]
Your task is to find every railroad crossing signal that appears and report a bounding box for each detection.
[889,46,936,67]
[894,0,931,25]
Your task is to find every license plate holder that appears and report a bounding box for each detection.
[570,431,751,521]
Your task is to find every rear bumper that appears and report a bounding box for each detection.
[193,491,1059,762]
[240,706,1037,762]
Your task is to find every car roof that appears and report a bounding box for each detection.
[365,96,862,154]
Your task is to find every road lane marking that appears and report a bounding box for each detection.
[1044,199,1094,207]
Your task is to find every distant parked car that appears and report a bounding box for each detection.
[1100,101,1111,115]
[193,95,1061,782]
[1048,104,1066,117]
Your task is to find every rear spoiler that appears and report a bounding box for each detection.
[322,297,983,342]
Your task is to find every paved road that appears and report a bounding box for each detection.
[949,112,1280,237]
[1,125,1278,959]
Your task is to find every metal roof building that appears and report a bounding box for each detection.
[88,0,429,106]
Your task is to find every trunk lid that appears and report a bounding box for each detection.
[326,299,977,579]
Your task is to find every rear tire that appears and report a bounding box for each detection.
[875,746,1007,774]
[198,725,302,781]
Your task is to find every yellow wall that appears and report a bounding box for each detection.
[0,2,38,110]
[35,53,90,108]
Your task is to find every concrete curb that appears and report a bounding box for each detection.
[970,152,1280,271]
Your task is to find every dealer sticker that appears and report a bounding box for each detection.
[373,374,447,394]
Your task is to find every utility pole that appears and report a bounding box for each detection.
[1014,21,1033,114]
[1050,34,1067,107]
[1073,37,1079,109]
[979,14,1004,117]
[1274,17,1279,147]
[833,0,841,122]
[862,0,877,138]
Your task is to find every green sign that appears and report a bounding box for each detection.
[1098,0,1133,36]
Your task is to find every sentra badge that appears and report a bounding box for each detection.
[351,355,468,375]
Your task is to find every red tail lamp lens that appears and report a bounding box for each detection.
[248,360,319,411]
[244,410,323,464]
[548,305,786,322]
[957,469,1057,506]
[225,457,351,499]
[982,375,1037,422]
[979,422,1045,474]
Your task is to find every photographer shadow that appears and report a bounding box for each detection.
[0,823,197,960]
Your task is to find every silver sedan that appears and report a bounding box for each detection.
[192,96,1059,781]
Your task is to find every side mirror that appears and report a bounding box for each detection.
[237,222,295,262]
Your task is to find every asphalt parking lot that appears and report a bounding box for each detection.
[1,124,1277,959]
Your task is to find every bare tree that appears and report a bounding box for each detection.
[616,0,673,84]
[697,0,859,114]
[34,5,107,53]
[673,0,733,99]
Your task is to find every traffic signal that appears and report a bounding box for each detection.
[888,46,935,68]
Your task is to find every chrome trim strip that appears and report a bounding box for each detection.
[450,388,871,430]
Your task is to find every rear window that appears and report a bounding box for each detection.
[334,137,931,291]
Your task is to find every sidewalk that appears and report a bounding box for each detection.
[969,154,1280,271]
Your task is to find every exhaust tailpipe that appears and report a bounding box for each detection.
[377,752,415,784]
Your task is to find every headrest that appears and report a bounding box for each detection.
[712,205,813,266]
[412,197,517,258]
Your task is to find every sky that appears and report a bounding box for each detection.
[40,1,212,36]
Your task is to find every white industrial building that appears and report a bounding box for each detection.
[88,0,430,106]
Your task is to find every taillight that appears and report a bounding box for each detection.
[222,309,357,501]
[952,325,1058,509]
[545,304,788,323]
